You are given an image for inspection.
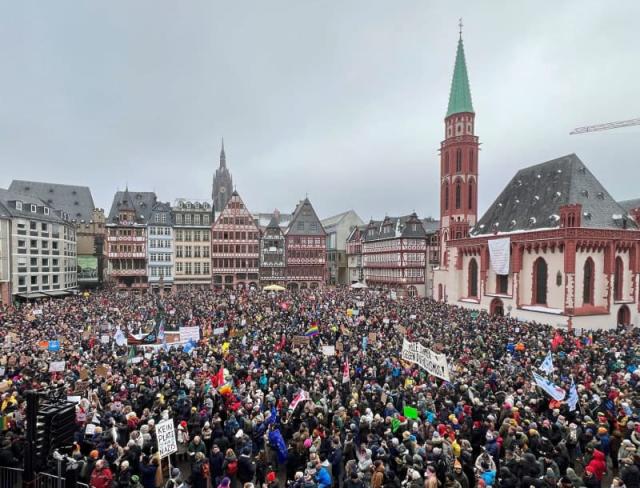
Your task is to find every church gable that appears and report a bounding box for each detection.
[473,154,636,235]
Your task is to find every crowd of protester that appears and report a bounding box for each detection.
[0,287,639,488]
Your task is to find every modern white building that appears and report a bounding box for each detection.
[0,188,78,300]
[147,201,174,292]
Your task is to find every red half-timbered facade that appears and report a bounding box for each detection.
[284,198,327,290]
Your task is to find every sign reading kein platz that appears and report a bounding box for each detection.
[156,419,178,458]
[401,339,450,382]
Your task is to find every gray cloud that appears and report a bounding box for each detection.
[1,0,638,220]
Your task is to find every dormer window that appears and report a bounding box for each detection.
[16,201,23,211]
[30,204,37,213]
[44,207,50,215]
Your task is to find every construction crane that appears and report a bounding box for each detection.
[570,117,640,135]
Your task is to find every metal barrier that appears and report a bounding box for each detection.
[34,472,65,488]
[0,466,23,488]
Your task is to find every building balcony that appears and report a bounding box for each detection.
[106,252,146,258]
[212,268,258,274]
[287,258,325,265]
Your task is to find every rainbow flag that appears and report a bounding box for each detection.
[305,324,319,337]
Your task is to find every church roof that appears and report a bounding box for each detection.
[9,180,96,223]
[446,38,474,117]
[472,153,637,235]
[618,198,640,211]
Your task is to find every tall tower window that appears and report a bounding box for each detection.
[456,149,462,172]
[444,184,449,211]
[455,183,461,209]
[468,183,474,210]
[469,150,474,173]
[444,152,449,174]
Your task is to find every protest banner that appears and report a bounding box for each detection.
[49,361,65,373]
[179,326,200,343]
[156,419,178,458]
[401,339,450,382]
[213,326,225,336]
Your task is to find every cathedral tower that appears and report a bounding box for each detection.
[439,25,479,262]
[212,138,233,214]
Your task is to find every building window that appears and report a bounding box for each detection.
[469,150,474,173]
[175,214,182,224]
[456,149,462,172]
[468,259,478,297]
[583,258,595,305]
[497,274,508,294]
[444,184,449,211]
[203,215,210,225]
[468,183,474,210]
[203,262,210,274]
[16,201,23,211]
[455,183,461,209]
[31,204,37,213]
[185,214,192,225]
[614,256,624,301]
[444,152,449,174]
[194,214,201,225]
[533,257,548,305]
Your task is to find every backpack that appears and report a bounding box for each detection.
[227,461,238,476]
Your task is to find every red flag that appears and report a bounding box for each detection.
[212,366,225,388]
[551,331,564,351]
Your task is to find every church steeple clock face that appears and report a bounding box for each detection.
[220,187,226,195]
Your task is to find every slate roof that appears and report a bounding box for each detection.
[363,213,427,242]
[0,188,67,223]
[150,201,174,225]
[254,212,293,231]
[422,218,440,234]
[9,180,96,223]
[618,198,640,212]
[321,210,353,229]
[286,198,326,236]
[107,190,158,225]
[472,153,637,235]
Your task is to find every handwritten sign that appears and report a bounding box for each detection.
[156,419,178,458]
[292,336,310,346]
[321,346,335,356]
[49,361,66,372]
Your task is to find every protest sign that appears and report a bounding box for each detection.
[100,335,110,344]
[292,336,310,346]
[49,361,66,373]
[397,325,407,335]
[96,365,109,377]
[213,327,225,336]
[156,419,178,458]
[79,368,89,380]
[321,346,335,356]
[179,326,200,343]
[401,339,450,382]
[368,332,377,343]
[336,342,343,352]
[403,406,419,419]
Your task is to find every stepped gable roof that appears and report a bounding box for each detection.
[9,180,95,222]
[363,213,427,241]
[472,153,636,235]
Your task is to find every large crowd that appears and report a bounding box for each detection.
[1,287,640,488]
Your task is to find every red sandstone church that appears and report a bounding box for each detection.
[433,33,640,330]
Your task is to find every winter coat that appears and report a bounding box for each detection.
[586,449,606,481]
[90,466,114,488]
[371,465,385,488]
[316,466,332,488]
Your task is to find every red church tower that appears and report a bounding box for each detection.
[439,25,479,264]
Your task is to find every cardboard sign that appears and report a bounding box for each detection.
[79,368,89,380]
[156,419,178,458]
[321,346,335,356]
[49,361,66,372]
[336,342,343,352]
[292,336,310,346]
[96,365,109,377]
[368,332,377,343]
[397,325,407,335]
[100,335,110,344]
[74,381,89,393]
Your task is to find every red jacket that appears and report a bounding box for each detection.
[586,449,607,480]
[90,466,113,488]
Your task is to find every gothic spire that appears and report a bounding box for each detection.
[220,137,226,168]
[446,24,474,117]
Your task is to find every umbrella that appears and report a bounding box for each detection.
[264,284,286,291]
[350,282,368,289]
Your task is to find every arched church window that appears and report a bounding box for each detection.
[533,257,548,305]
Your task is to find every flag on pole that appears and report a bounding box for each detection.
[305,324,319,337]
[183,339,196,354]
[567,380,579,412]
[533,372,566,401]
[342,358,350,384]
[212,366,225,388]
[540,351,554,374]
[114,328,127,347]
[289,390,309,411]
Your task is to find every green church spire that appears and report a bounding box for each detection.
[446,24,474,117]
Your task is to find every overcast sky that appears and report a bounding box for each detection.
[1,1,639,221]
